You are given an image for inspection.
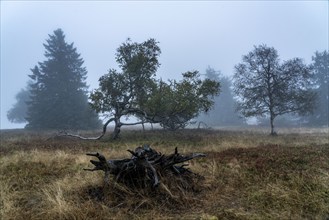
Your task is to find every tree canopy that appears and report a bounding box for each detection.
[144,71,220,130]
[89,38,161,139]
[26,29,101,130]
[90,39,220,139]
[233,44,316,135]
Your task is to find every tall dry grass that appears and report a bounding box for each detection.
[1,128,328,219]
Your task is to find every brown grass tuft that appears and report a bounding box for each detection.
[1,128,328,219]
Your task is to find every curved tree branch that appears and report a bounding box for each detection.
[54,117,115,140]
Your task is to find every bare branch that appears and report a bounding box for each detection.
[52,118,115,140]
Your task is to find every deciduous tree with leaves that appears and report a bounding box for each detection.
[233,44,316,135]
[89,38,161,139]
[144,71,220,130]
[88,39,220,139]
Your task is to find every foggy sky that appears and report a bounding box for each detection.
[1,1,328,129]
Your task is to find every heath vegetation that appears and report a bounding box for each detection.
[1,128,328,219]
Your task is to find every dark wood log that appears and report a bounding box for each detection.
[84,145,205,188]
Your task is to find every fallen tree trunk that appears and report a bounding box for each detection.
[84,145,206,188]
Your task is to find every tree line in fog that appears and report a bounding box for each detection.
[7,29,328,137]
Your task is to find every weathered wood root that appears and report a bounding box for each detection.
[84,145,205,188]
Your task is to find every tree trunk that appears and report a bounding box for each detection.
[270,114,277,135]
[142,121,145,132]
[112,118,121,140]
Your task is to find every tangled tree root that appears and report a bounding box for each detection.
[84,145,206,210]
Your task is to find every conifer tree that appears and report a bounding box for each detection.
[307,50,329,126]
[198,67,245,127]
[26,29,101,130]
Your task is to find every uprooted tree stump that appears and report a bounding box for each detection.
[84,145,206,190]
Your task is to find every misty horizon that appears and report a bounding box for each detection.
[1,1,328,129]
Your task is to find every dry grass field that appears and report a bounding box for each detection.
[1,128,328,219]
